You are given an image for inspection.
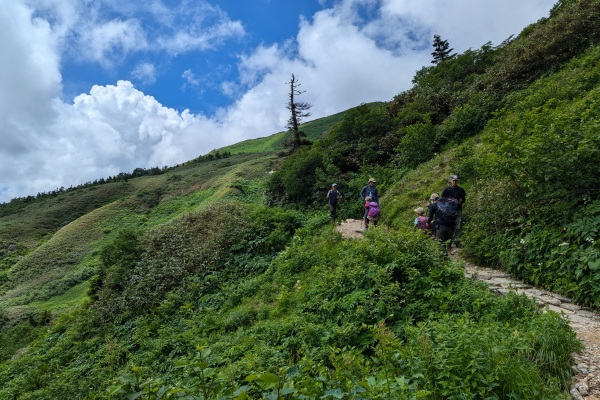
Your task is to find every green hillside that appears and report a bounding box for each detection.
[1,1,599,398]
[211,108,352,155]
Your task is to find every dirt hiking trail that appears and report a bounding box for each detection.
[335,218,600,399]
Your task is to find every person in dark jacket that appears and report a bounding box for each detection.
[360,178,378,228]
[428,197,457,255]
[326,183,342,223]
[441,175,466,247]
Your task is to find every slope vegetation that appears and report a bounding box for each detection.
[0,1,599,398]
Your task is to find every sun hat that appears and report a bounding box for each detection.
[414,207,424,215]
[368,177,376,183]
[430,192,440,201]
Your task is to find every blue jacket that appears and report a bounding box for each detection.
[360,184,379,203]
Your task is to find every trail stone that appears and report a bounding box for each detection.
[547,304,574,315]
[570,388,585,400]
[576,382,589,396]
[562,303,582,312]
[578,310,600,320]
[578,364,590,375]
[552,293,572,303]
[539,296,563,306]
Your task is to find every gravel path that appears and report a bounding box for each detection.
[335,219,600,399]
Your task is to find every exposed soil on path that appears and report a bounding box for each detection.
[335,219,600,399]
[335,218,368,239]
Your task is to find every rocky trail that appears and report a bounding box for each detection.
[335,219,600,399]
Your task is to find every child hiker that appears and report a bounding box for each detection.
[364,196,380,230]
[414,207,433,234]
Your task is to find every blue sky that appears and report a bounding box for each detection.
[58,1,326,114]
[0,0,556,203]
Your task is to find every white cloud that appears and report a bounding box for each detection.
[157,22,244,55]
[131,62,157,85]
[0,2,61,154]
[155,3,245,55]
[380,0,553,51]
[182,69,200,87]
[78,19,147,66]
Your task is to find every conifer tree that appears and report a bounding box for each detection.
[431,34,455,64]
[283,74,312,154]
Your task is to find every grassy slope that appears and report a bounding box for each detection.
[0,152,277,321]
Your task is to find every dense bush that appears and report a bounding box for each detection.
[94,202,305,319]
[480,0,600,95]
[266,147,324,205]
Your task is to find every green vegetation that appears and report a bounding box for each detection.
[1,0,599,398]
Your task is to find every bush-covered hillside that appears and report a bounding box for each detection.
[0,0,599,398]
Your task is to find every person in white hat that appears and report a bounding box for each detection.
[360,178,379,229]
[414,206,432,233]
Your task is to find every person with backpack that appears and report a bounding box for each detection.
[428,196,460,254]
[427,192,440,233]
[326,183,342,223]
[364,196,380,230]
[360,178,379,228]
[441,175,466,247]
[414,207,433,234]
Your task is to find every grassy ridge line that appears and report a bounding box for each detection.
[212,107,353,155]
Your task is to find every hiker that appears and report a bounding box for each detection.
[427,193,440,234]
[414,207,432,234]
[427,192,440,227]
[360,178,379,227]
[428,196,460,255]
[364,196,380,230]
[441,175,466,247]
[326,183,342,223]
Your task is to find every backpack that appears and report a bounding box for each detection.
[367,202,381,218]
[416,215,429,230]
[327,189,340,204]
[435,198,459,225]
